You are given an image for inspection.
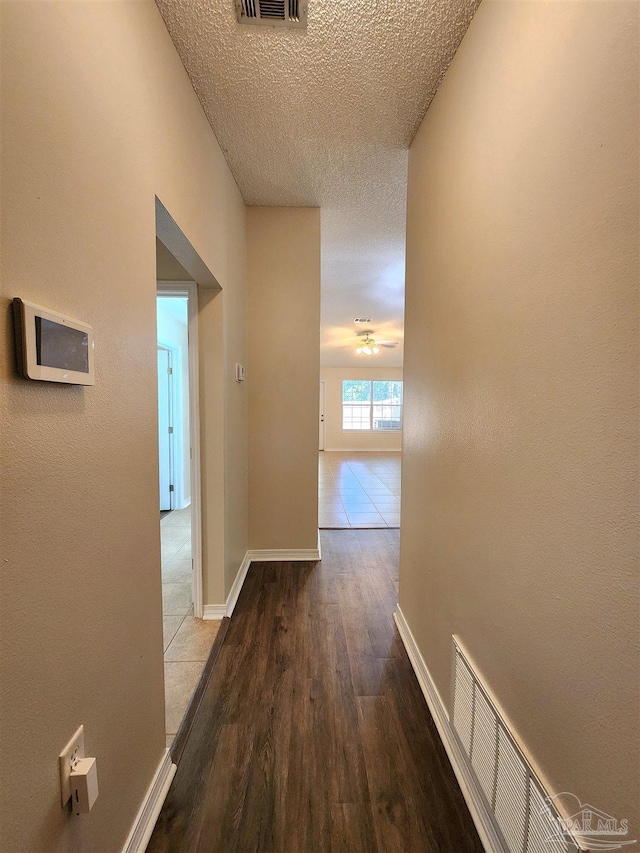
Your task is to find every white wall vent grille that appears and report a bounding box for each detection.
[451,639,585,853]
[235,0,308,28]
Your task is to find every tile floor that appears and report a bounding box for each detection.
[318,451,401,528]
[161,507,221,748]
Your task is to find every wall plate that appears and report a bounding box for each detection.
[59,725,85,807]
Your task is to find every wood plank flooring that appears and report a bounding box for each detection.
[148,529,483,853]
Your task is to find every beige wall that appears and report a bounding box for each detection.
[247,208,321,551]
[320,367,403,451]
[401,0,639,836]
[0,2,247,851]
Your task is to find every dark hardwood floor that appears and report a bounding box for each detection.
[148,529,483,853]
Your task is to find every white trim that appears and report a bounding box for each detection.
[247,531,322,563]
[157,340,181,511]
[120,748,176,853]
[202,551,252,620]
[202,604,227,620]
[319,380,326,451]
[323,446,402,452]
[393,607,505,853]
[157,282,203,619]
[247,547,321,562]
[225,551,252,617]
[185,283,203,619]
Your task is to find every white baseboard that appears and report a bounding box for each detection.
[248,531,322,562]
[324,447,402,453]
[201,557,248,620]
[121,748,176,853]
[202,552,253,620]
[225,551,252,617]
[247,547,321,561]
[202,604,227,619]
[393,607,505,853]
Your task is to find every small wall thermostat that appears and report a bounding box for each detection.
[235,363,245,382]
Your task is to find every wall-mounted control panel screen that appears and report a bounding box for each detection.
[13,298,95,385]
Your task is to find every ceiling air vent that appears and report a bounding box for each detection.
[235,0,308,28]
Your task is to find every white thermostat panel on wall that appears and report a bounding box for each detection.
[13,298,95,385]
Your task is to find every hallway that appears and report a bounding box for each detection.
[319,452,401,529]
[148,530,482,852]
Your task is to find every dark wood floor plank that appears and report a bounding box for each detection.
[308,602,371,805]
[330,802,377,853]
[383,658,483,852]
[357,694,438,852]
[195,722,257,852]
[352,527,401,597]
[147,531,484,853]
[334,533,399,696]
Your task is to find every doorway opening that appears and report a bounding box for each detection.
[155,199,226,753]
[156,281,221,749]
[318,375,403,529]
[157,289,195,601]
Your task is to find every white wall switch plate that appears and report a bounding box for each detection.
[235,363,245,382]
[59,725,84,807]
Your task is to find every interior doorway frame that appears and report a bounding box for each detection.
[157,281,203,619]
[319,380,326,451]
[156,195,225,621]
[157,343,177,511]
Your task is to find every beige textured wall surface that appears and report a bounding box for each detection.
[320,367,403,451]
[401,0,639,835]
[247,208,321,551]
[0,2,247,851]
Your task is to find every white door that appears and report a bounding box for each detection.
[319,381,325,451]
[157,348,174,511]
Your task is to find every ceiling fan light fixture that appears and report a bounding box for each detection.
[356,333,379,356]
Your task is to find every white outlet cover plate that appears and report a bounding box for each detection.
[59,725,84,807]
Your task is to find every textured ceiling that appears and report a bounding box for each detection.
[155,0,480,366]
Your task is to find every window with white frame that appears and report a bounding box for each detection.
[342,380,403,431]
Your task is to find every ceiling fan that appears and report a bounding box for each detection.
[355,330,399,355]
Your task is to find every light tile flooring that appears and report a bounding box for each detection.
[161,507,221,748]
[318,451,401,529]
